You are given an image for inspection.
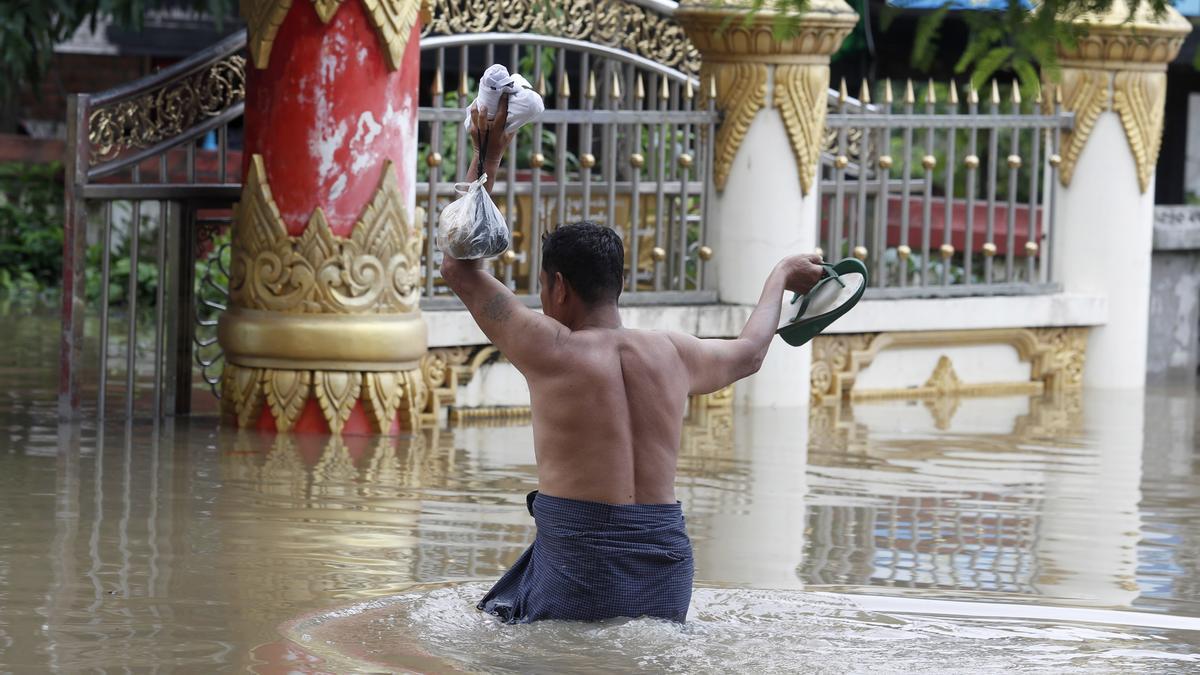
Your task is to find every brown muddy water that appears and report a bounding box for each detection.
[2,311,1199,673]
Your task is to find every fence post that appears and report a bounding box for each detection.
[59,94,90,420]
[678,0,858,406]
[1048,2,1190,388]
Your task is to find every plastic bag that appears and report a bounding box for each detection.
[464,64,545,135]
[437,174,510,260]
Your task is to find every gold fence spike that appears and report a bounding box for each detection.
[904,79,915,105]
[459,70,469,97]
[860,78,871,104]
[431,66,443,96]
[636,74,645,100]
[991,80,1000,105]
[1034,81,1043,104]
[883,79,893,105]
[838,78,848,104]
[708,75,716,99]
[587,70,597,99]
[949,80,959,105]
[1055,83,1063,105]
[560,70,571,99]
[969,82,979,105]
[1012,82,1021,105]
[536,71,546,97]
[611,71,621,99]
[685,77,694,99]
[926,78,936,104]
[660,75,670,101]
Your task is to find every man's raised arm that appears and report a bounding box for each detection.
[439,95,565,374]
[669,255,824,395]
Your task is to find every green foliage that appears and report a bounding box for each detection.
[0,0,237,105]
[0,162,62,303]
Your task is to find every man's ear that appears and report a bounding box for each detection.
[553,271,568,304]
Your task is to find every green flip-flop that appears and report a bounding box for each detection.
[776,257,869,347]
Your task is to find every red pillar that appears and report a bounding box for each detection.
[218,0,427,435]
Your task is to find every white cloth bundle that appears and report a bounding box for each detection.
[464,64,545,134]
[437,175,510,260]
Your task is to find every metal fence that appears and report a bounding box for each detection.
[416,34,716,306]
[819,80,1074,298]
[60,30,245,419]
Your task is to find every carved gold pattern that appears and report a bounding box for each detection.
[1054,68,1111,188]
[229,155,423,315]
[223,366,425,432]
[361,0,423,71]
[776,64,830,196]
[675,0,858,65]
[1112,71,1167,194]
[419,346,497,423]
[241,0,294,69]
[311,0,345,22]
[810,328,1090,404]
[422,0,700,74]
[701,62,767,191]
[88,54,246,164]
[262,368,310,432]
[313,371,362,435]
[925,356,962,393]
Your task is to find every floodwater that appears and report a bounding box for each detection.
[2,311,1200,673]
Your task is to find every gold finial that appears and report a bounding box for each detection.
[611,71,621,99]
[587,70,597,99]
[660,75,670,101]
[459,70,469,97]
[431,66,443,96]
[636,74,645,100]
[1034,81,1042,104]
[926,79,936,104]
[1012,82,1021,105]
[904,79,915,105]
[560,70,571,99]
[838,78,848,105]
[949,80,959,105]
[991,80,1000,105]
[969,82,979,105]
[883,79,893,105]
[709,75,716,99]
[860,78,871,104]
[536,71,546,97]
[685,77,694,99]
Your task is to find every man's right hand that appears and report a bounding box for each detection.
[779,254,825,296]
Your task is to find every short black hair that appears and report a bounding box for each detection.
[541,221,624,305]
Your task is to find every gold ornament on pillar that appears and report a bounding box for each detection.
[1049,0,1189,192]
[242,0,422,71]
[775,64,829,196]
[219,154,428,434]
[676,0,858,193]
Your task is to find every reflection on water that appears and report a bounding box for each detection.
[1,313,1199,671]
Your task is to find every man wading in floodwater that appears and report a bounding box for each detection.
[439,94,826,623]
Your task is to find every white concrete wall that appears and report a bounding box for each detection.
[1052,113,1155,389]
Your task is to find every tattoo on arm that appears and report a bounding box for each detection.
[482,292,513,323]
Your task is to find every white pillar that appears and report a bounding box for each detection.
[1048,2,1191,389]
[678,0,858,407]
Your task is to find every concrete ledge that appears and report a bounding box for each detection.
[824,293,1108,334]
[425,292,1107,346]
[1153,206,1200,251]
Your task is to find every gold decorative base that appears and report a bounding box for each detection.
[811,328,1089,405]
[221,363,424,433]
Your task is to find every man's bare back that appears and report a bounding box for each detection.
[527,328,690,504]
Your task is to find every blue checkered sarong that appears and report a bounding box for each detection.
[477,491,694,623]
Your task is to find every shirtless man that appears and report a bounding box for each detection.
[440,95,825,623]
